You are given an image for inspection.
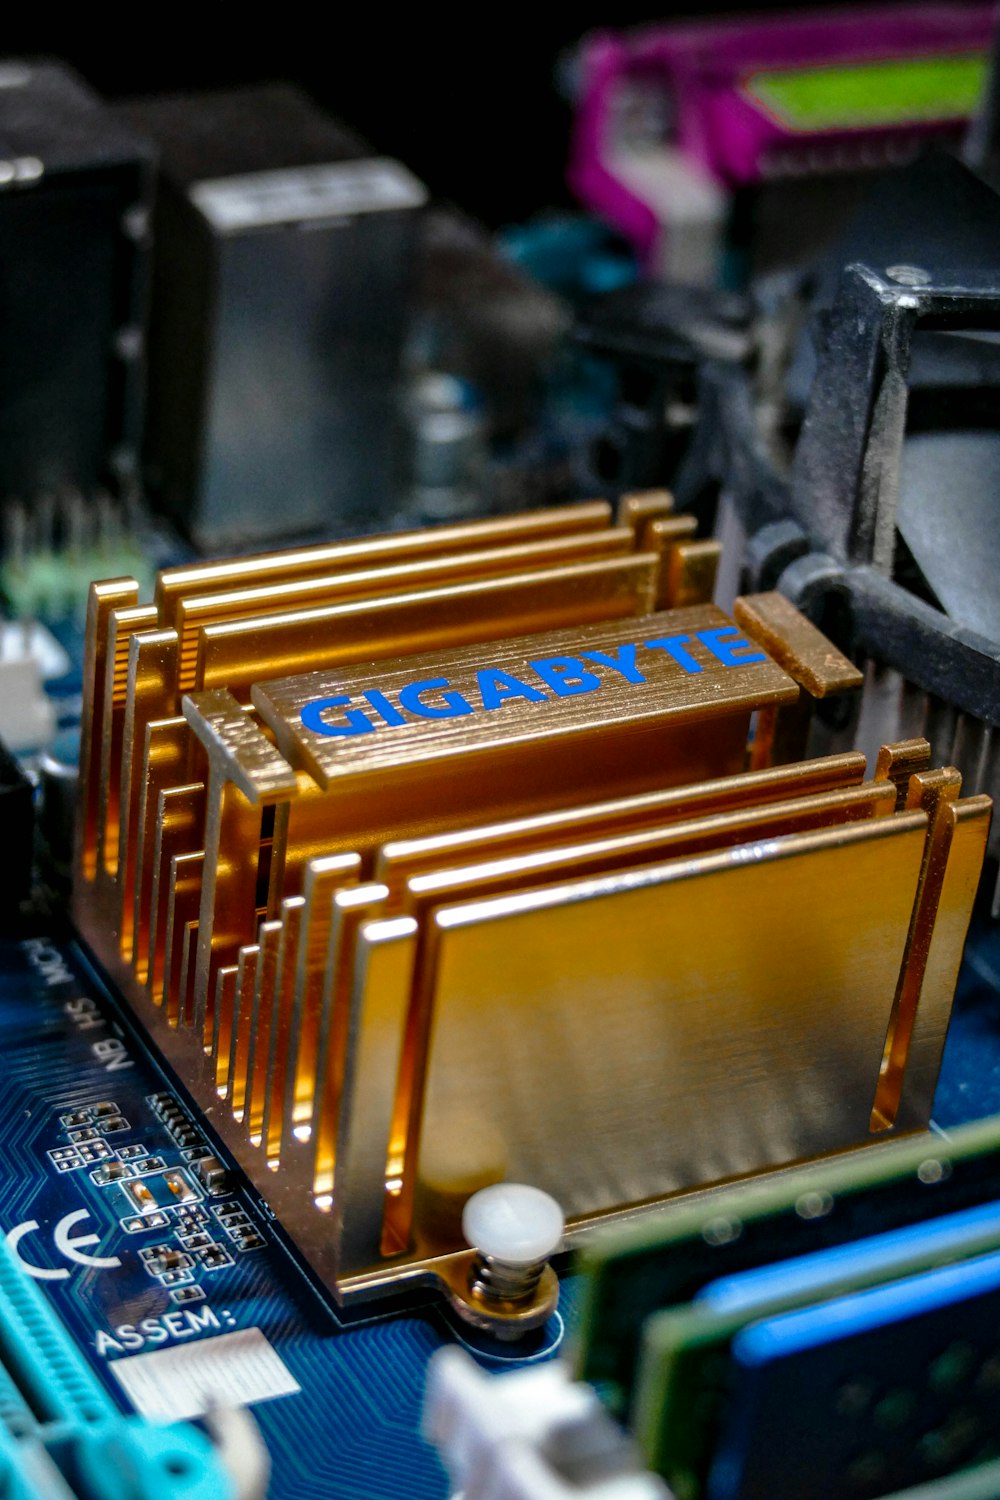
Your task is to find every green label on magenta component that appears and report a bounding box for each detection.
[743,53,987,133]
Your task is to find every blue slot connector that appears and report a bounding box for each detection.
[0,1240,235,1500]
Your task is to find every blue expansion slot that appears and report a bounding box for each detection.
[0,1230,232,1498]
[698,1198,1000,1315]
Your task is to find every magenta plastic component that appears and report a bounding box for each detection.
[569,3,999,268]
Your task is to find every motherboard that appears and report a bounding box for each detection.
[2,25,1000,1500]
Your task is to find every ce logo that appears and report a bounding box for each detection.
[5,1210,122,1280]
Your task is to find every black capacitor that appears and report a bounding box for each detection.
[112,84,427,549]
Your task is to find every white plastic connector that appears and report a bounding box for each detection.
[202,1405,271,1500]
[462,1184,565,1266]
[0,620,69,750]
[424,1348,673,1500]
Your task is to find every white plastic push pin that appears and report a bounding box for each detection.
[462,1183,565,1313]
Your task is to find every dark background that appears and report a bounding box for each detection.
[9,3,909,227]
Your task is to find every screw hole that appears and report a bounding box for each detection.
[886,264,931,287]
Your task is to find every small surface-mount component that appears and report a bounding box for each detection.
[234,1231,265,1253]
[214,1205,246,1227]
[77,1143,111,1164]
[161,1268,195,1287]
[122,1211,169,1233]
[171,1285,206,1305]
[177,1231,213,1250]
[164,1171,198,1204]
[160,1170,197,1206]
[125,1170,198,1213]
[213,1206,266,1253]
[140,1244,192,1276]
[58,1110,91,1128]
[90,1161,132,1185]
[48,1147,81,1172]
[92,1101,119,1117]
[196,1245,232,1271]
[172,1206,210,1233]
[148,1093,202,1147]
[192,1155,228,1193]
[124,1178,158,1213]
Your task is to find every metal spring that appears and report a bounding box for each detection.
[468,1253,548,1306]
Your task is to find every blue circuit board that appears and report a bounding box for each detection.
[934,919,1000,1130]
[0,928,577,1500]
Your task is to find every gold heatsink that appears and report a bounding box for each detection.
[72,495,991,1321]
